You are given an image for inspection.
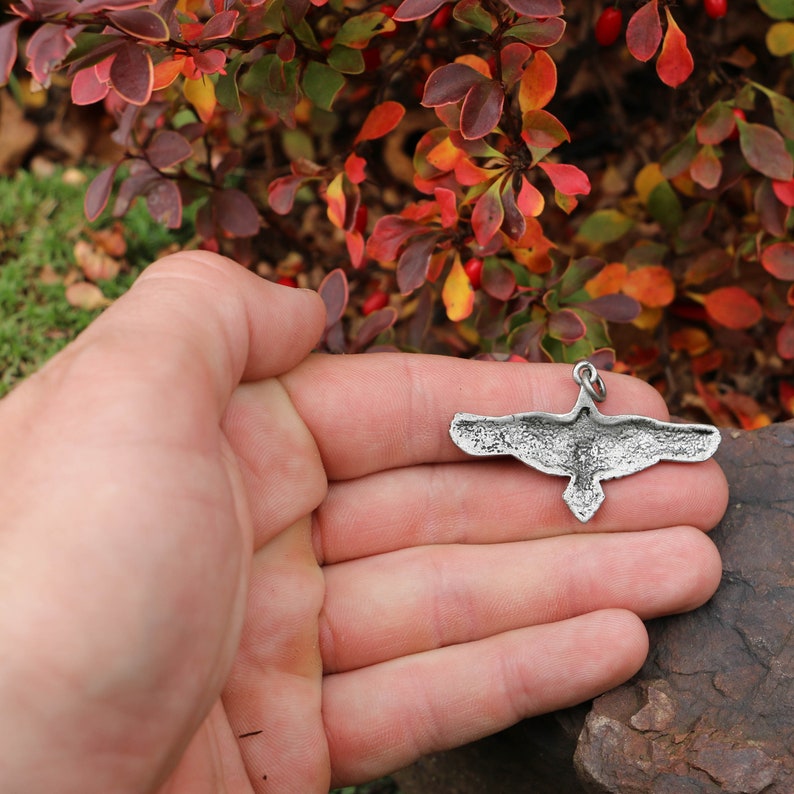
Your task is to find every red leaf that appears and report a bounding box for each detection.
[690,144,722,190]
[193,48,226,75]
[214,188,259,237]
[460,80,504,140]
[738,121,794,181]
[422,63,485,107]
[482,259,516,300]
[397,234,439,293]
[267,175,305,215]
[773,178,794,207]
[471,181,504,247]
[626,0,661,62]
[537,161,591,196]
[345,152,367,184]
[318,268,349,327]
[71,65,110,105]
[109,42,153,105]
[107,9,169,41]
[201,10,239,40]
[0,18,22,86]
[656,9,693,88]
[84,164,119,222]
[146,130,193,169]
[704,286,763,330]
[355,100,406,143]
[394,0,446,22]
[367,215,425,262]
[696,102,735,145]
[502,0,563,18]
[777,318,794,360]
[146,178,183,229]
[761,242,794,281]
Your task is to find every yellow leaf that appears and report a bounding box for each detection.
[442,257,475,321]
[325,172,346,229]
[767,21,794,57]
[184,76,216,124]
[634,162,665,205]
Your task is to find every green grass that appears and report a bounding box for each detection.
[0,166,191,395]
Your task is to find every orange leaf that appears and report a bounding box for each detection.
[183,75,216,123]
[656,9,693,88]
[518,50,556,113]
[623,265,675,307]
[704,286,762,330]
[442,256,475,321]
[670,327,711,356]
[585,262,627,297]
[761,241,794,280]
[354,100,405,144]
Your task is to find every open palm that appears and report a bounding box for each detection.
[0,253,727,794]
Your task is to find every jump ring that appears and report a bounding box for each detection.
[573,360,607,403]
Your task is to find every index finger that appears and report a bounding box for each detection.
[281,354,673,481]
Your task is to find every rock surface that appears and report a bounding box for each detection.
[393,422,794,793]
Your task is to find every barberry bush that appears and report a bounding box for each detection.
[2,0,794,425]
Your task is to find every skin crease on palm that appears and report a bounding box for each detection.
[0,252,728,794]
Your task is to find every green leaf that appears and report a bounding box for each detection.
[327,45,364,74]
[215,54,243,113]
[647,180,683,233]
[758,0,794,20]
[660,127,698,178]
[454,0,496,33]
[302,61,345,111]
[577,209,634,244]
[335,12,394,48]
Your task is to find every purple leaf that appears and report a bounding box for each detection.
[0,18,22,86]
[353,307,398,350]
[460,80,504,140]
[318,268,349,328]
[267,175,305,215]
[77,0,151,11]
[213,188,260,237]
[84,163,119,221]
[397,234,440,294]
[146,130,193,169]
[109,41,153,105]
[26,23,76,87]
[394,0,446,21]
[107,9,169,41]
[501,0,563,18]
[201,9,239,40]
[580,294,641,323]
[548,308,587,343]
[146,177,183,229]
[367,215,425,262]
[422,63,486,107]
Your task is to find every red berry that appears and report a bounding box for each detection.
[276,275,298,288]
[595,7,622,47]
[353,204,368,235]
[463,257,484,290]
[728,107,745,140]
[704,0,727,19]
[362,290,389,315]
[431,4,453,30]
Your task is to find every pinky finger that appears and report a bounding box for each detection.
[323,609,648,787]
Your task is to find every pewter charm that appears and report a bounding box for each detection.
[449,361,721,523]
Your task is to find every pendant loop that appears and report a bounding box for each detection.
[573,360,607,403]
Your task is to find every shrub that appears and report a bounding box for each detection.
[2,0,793,424]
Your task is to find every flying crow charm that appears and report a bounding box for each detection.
[449,361,721,523]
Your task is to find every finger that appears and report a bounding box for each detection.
[323,609,649,786]
[16,251,325,430]
[313,457,728,563]
[319,526,721,672]
[282,354,673,480]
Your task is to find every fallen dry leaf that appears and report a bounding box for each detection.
[73,238,121,282]
[65,281,111,310]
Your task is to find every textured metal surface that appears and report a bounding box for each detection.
[449,362,721,522]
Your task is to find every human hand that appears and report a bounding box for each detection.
[0,252,727,793]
